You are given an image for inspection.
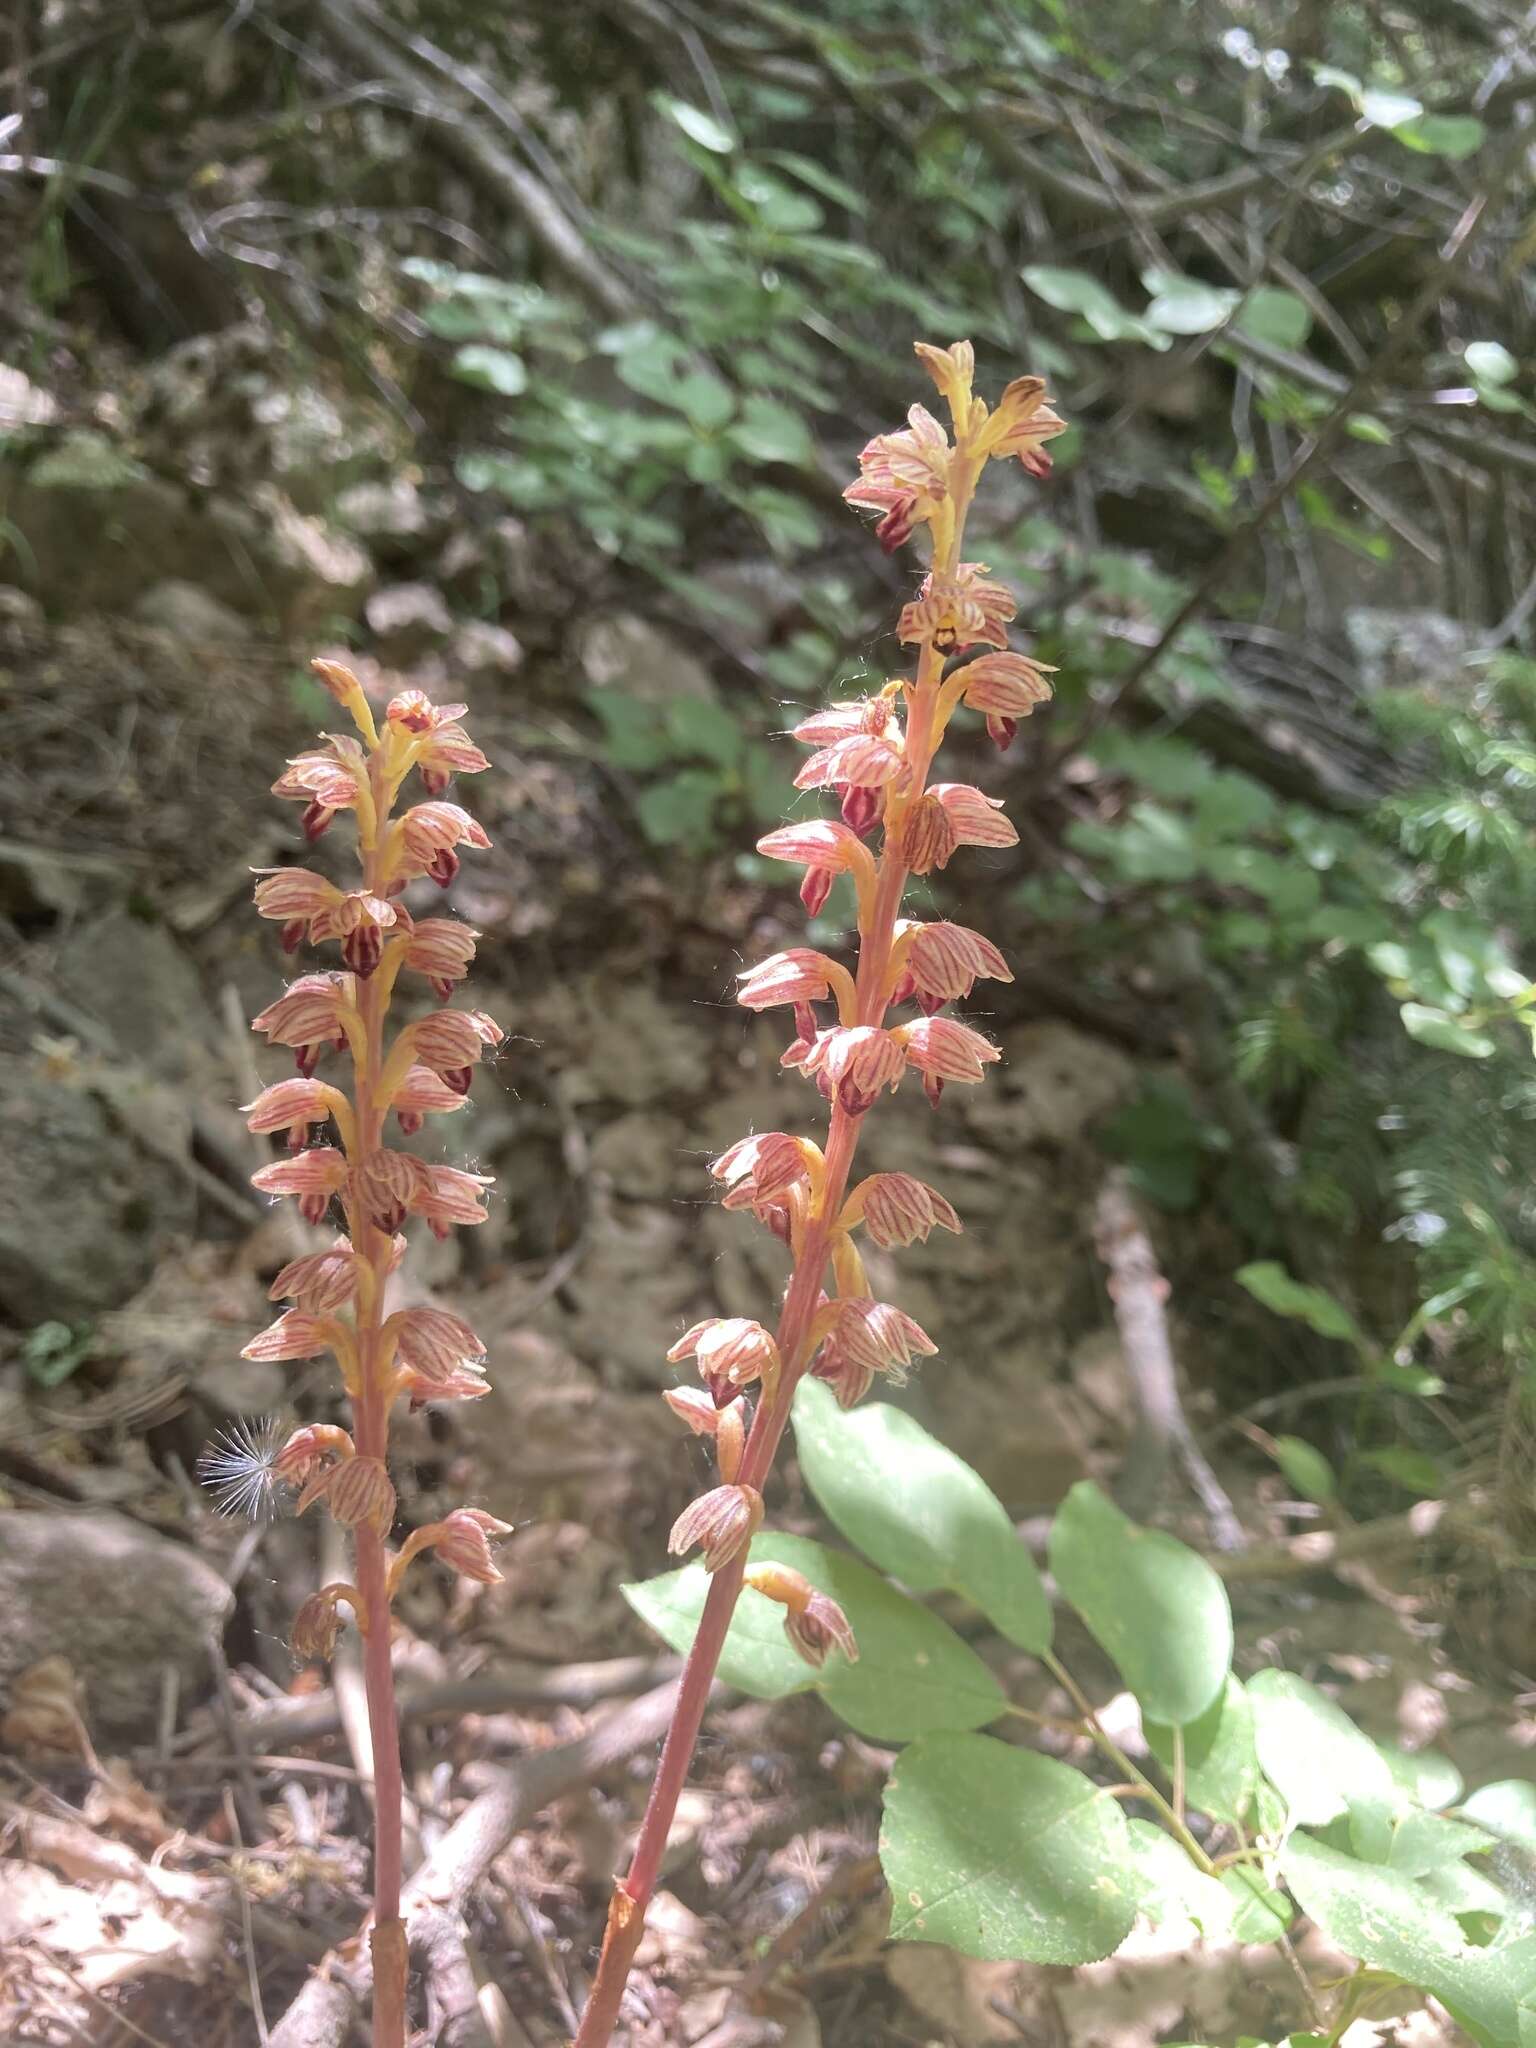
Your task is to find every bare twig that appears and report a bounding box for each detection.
[267,1675,697,2048]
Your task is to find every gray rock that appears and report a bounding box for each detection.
[52,912,207,1082]
[0,1511,232,1741]
[450,617,524,684]
[335,476,432,549]
[365,581,454,665]
[0,1051,196,1323]
[132,579,247,643]
[576,611,715,703]
[1345,608,1471,694]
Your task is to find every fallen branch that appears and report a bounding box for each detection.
[267,1673,696,2048]
[315,0,637,320]
[1093,1169,1245,1551]
[169,1653,679,1757]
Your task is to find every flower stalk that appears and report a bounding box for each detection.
[245,663,508,2048]
[573,341,1065,2045]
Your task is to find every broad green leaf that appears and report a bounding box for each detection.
[1400,1004,1496,1058]
[1235,1262,1363,1344]
[1142,269,1239,335]
[1385,1808,1495,1878]
[882,1733,1138,1962]
[1381,1744,1463,1811]
[735,485,822,554]
[1223,1867,1294,1941]
[450,345,527,396]
[1460,1779,1536,1851]
[1273,1435,1337,1504]
[1347,413,1394,445]
[1466,341,1518,387]
[794,1379,1052,1654]
[663,696,743,770]
[624,1533,1006,1740]
[1048,1483,1232,1725]
[1282,1833,1536,2048]
[1021,264,1170,349]
[1248,1670,1395,1829]
[635,769,722,852]
[728,395,815,466]
[1361,1445,1442,1495]
[655,93,735,153]
[1125,1819,1235,1935]
[1237,287,1312,351]
[1148,1675,1259,1827]
[1397,114,1485,160]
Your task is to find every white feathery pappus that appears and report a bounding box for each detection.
[195,1414,289,1520]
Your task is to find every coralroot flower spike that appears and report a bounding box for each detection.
[573,342,1065,2045]
[245,659,506,2048]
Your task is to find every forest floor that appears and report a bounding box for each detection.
[3,613,1534,2048]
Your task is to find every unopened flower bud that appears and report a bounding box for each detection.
[273,1422,353,1483]
[290,1581,360,1662]
[666,1317,780,1393]
[667,1483,763,1573]
[743,1563,859,1668]
[300,1453,396,1536]
[429,1506,514,1583]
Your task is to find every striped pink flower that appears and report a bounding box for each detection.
[905,922,1012,1004]
[797,1025,905,1117]
[668,1483,763,1573]
[736,950,838,1011]
[897,1015,1001,1087]
[386,1306,486,1380]
[251,1145,348,1224]
[242,1310,337,1363]
[269,1240,361,1313]
[794,733,905,793]
[959,650,1055,748]
[851,1171,963,1249]
[402,920,479,998]
[667,1316,780,1395]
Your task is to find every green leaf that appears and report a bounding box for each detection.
[1248,1670,1395,1829]
[624,1533,1007,1740]
[1400,1004,1496,1058]
[450,345,528,396]
[728,395,815,466]
[1021,265,1170,349]
[663,696,743,770]
[882,1733,1138,1962]
[1282,1833,1536,2048]
[1396,114,1485,160]
[1347,413,1394,445]
[1384,1808,1495,1878]
[1466,341,1518,387]
[1141,269,1239,335]
[655,93,735,153]
[635,768,725,851]
[1048,1483,1232,1725]
[1273,1435,1337,1504]
[22,1320,93,1388]
[793,1379,1053,1654]
[1125,1819,1236,1935]
[1223,1867,1294,1942]
[1360,1445,1442,1496]
[1236,287,1313,351]
[1147,1676,1259,1827]
[1361,88,1425,131]
[585,692,669,771]
[1380,1744,1463,1812]
[1235,1262,1363,1344]
[1460,1779,1536,1851]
